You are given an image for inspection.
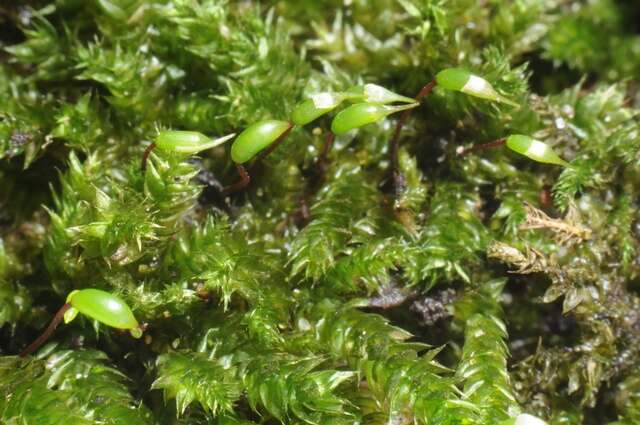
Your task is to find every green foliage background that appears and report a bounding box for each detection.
[1,0,639,423]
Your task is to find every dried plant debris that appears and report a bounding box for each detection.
[520,202,592,245]
[487,241,549,274]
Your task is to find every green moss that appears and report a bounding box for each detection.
[1,1,640,424]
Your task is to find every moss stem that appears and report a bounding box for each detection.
[20,303,71,357]
[458,138,506,156]
[140,142,156,171]
[389,80,436,194]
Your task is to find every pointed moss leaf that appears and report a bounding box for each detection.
[67,289,140,331]
[230,120,292,163]
[562,287,583,313]
[505,135,570,166]
[143,159,166,197]
[291,92,345,125]
[331,102,418,135]
[436,68,519,107]
[156,131,235,154]
[397,0,422,17]
[542,284,565,303]
[153,352,241,416]
[97,0,129,20]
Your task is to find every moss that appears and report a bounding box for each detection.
[1,1,640,424]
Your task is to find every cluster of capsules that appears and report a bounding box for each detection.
[18,71,559,425]
[21,69,569,364]
[143,67,569,195]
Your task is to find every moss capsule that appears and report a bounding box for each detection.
[155,130,235,154]
[331,102,419,135]
[291,92,345,126]
[345,84,416,104]
[20,288,143,356]
[291,99,332,126]
[505,134,569,166]
[65,288,142,338]
[230,120,293,164]
[436,68,519,107]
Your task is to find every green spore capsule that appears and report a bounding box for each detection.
[156,130,235,154]
[436,68,519,107]
[291,92,345,126]
[345,84,416,104]
[20,288,143,356]
[505,134,569,166]
[331,102,419,135]
[230,120,292,164]
[65,288,142,338]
